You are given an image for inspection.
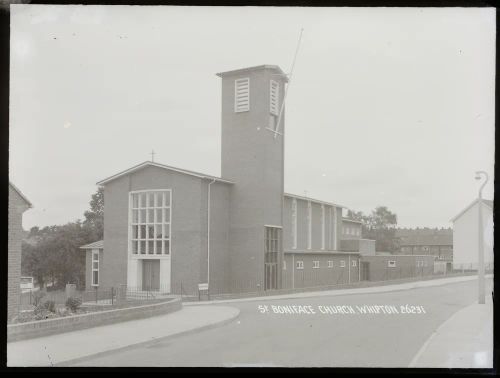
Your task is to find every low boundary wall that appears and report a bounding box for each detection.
[8,297,182,342]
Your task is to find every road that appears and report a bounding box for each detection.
[70,278,493,367]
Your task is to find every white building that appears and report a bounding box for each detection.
[451,199,494,270]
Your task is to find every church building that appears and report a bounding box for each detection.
[85,65,364,296]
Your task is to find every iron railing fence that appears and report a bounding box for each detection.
[18,261,494,309]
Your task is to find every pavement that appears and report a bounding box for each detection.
[7,305,240,367]
[185,274,493,305]
[409,294,493,368]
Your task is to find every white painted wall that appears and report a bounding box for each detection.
[453,201,494,269]
[160,258,171,292]
[127,258,139,288]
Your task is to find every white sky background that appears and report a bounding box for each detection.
[10,5,495,230]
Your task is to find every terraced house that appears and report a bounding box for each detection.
[83,65,375,296]
[395,227,453,262]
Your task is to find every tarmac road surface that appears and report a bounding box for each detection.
[70,277,493,367]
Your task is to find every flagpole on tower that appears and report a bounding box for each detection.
[274,27,304,139]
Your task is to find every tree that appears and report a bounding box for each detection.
[83,187,104,240]
[345,206,399,252]
[21,188,104,290]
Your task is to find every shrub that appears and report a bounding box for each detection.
[33,291,46,306]
[65,296,82,312]
[34,307,57,321]
[43,300,56,313]
[34,303,49,319]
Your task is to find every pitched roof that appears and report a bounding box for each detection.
[397,233,452,247]
[9,182,32,207]
[216,65,288,82]
[450,198,494,222]
[80,240,103,250]
[284,192,345,208]
[284,249,360,256]
[96,161,235,186]
[342,217,363,224]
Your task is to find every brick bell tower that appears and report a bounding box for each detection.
[217,65,288,293]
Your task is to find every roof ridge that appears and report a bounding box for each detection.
[97,161,234,186]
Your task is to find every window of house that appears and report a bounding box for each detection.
[130,190,171,256]
[92,250,99,286]
[321,205,325,250]
[270,80,279,116]
[291,198,297,249]
[313,260,320,269]
[328,260,333,268]
[283,260,286,270]
[340,260,346,268]
[235,78,250,112]
[352,260,357,267]
[388,260,396,268]
[296,260,304,270]
[307,201,312,250]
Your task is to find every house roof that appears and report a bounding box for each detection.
[9,182,32,207]
[395,227,453,246]
[80,240,104,250]
[450,198,494,223]
[397,233,452,247]
[342,217,363,224]
[284,192,345,208]
[284,249,360,256]
[96,161,235,186]
[216,65,288,82]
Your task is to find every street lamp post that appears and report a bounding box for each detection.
[475,170,489,305]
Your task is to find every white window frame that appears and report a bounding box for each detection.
[235,78,250,113]
[270,80,279,116]
[307,201,312,250]
[296,260,304,270]
[313,260,320,269]
[340,260,346,268]
[388,260,396,268]
[321,205,325,250]
[352,260,357,267]
[129,189,172,259]
[291,198,297,249]
[328,260,333,268]
[91,250,99,287]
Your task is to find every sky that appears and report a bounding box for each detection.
[10,5,495,230]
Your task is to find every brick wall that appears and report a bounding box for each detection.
[101,166,233,296]
[8,185,30,322]
[361,255,436,281]
[283,252,361,289]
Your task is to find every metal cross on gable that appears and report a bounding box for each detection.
[150,149,155,162]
